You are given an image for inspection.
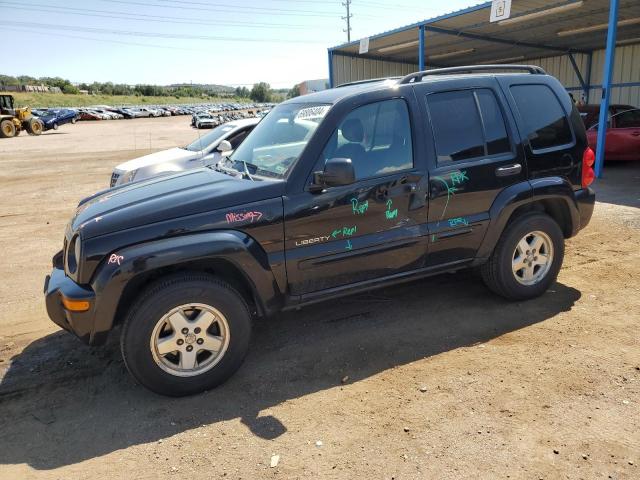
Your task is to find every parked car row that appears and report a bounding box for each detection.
[191,109,267,129]
[31,102,274,125]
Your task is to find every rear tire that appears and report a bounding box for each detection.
[481,213,564,300]
[0,119,15,138]
[121,273,252,396]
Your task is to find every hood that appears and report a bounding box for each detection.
[73,168,284,239]
[115,147,198,171]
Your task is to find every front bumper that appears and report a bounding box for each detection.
[575,187,596,232]
[44,261,97,345]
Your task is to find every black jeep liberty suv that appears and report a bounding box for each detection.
[45,66,596,396]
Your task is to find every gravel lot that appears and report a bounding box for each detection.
[0,116,638,479]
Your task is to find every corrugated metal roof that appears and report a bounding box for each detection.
[330,0,640,66]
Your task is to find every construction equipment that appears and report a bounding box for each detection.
[0,94,44,138]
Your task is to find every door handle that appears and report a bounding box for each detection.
[631,132,640,136]
[495,163,522,177]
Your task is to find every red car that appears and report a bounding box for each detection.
[579,104,640,161]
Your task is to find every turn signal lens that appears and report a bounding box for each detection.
[582,147,595,187]
[61,296,90,312]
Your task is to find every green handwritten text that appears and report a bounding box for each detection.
[351,198,369,215]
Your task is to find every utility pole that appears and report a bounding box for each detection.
[342,0,352,42]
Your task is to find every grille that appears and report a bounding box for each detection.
[110,172,120,187]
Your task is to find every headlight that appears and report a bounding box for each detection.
[66,233,81,274]
[121,169,138,184]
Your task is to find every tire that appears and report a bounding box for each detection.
[52,122,59,131]
[71,117,77,124]
[481,212,564,301]
[0,119,16,138]
[121,273,252,396]
[26,118,43,135]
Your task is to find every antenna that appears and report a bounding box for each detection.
[342,0,352,42]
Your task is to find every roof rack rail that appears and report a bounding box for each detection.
[399,64,546,84]
[337,76,401,88]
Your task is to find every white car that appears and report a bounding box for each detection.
[110,117,259,187]
[195,113,218,129]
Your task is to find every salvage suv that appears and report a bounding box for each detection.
[45,66,595,396]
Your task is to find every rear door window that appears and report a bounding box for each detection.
[510,84,573,150]
[426,88,511,163]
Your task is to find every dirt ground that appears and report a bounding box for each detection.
[0,116,638,480]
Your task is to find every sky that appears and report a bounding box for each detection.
[3,0,482,88]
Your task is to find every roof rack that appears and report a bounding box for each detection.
[399,64,546,84]
[337,76,401,88]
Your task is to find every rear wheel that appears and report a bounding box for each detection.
[121,273,252,396]
[26,118,43,135]
[481,213,564,300]
[0,119,16,138]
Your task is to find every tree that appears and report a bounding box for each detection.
[287,84,300,99]
[250,82,272,102]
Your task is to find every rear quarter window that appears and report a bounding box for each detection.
[510,84,573,151]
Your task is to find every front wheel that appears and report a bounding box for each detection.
[481,213,564,300]
[0,119,16,138]
[121,273,252,396]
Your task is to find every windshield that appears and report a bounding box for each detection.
[185,124,235,152]
[230,103,330,178]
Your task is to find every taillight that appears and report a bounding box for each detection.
[582,147,595,188]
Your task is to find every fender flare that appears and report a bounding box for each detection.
[475,177,580,261]
[88,230,282,344]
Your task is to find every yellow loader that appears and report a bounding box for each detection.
[0,94,44,138]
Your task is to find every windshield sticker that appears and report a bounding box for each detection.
[225,211,263,224]
[295,105,331,121]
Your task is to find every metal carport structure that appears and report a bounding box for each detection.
[327,0,640,177]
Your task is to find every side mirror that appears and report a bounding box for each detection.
[310,158,355,191]
[217,140,232,153]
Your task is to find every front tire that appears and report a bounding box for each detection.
[481,213,564,300]
[0,119,16,138]
[121,273,252,396]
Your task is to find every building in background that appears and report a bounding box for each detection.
[297,79,330,96]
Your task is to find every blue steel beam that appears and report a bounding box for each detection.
[423,25,588,54]
[419,25,425,71]
[567,52,588,100]
[594,0,620,178]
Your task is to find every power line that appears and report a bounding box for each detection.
[2,26,213,52]
[5,21,328,43]
[0,2,330,30]
[342,0,352,42]
[98,0,347,18]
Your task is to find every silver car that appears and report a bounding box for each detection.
[110,117,259,187]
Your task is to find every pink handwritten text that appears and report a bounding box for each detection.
[225,211,263,224]
[108,254,124,266]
